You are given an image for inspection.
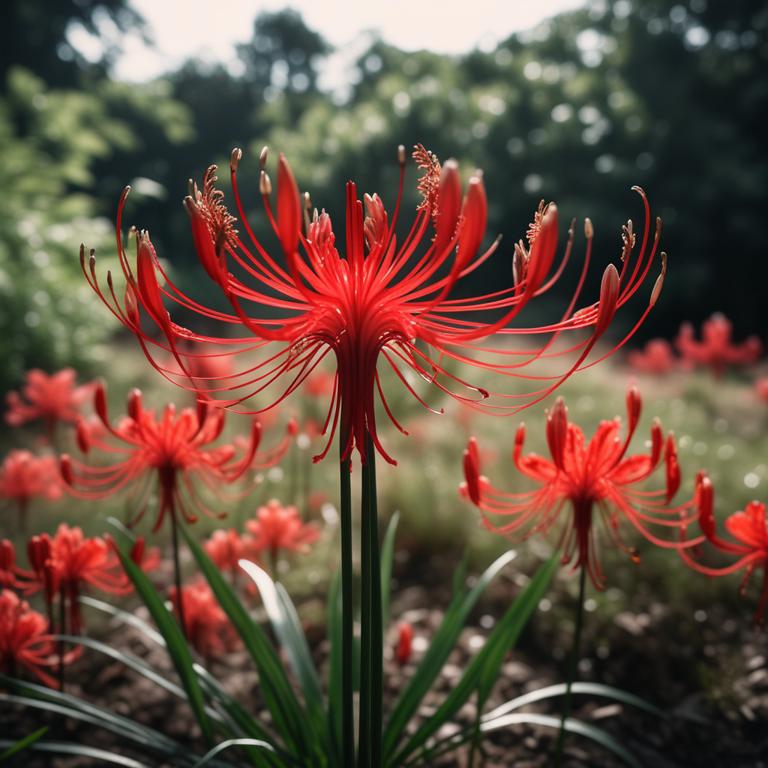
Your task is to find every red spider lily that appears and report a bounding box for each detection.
[755,377,768,403]
[675,313,762,377]
[5,369,94,437]
[0,451,63,530]
[461,387,702,588]
[245,499,320,565]
[82,144,666,465]
[627,338,676,374]
[204,528,250,581]
[395,621,414,665]
[0,589,59,687]
[170,579,239,659]
[681,475,768,625]
[60,384,284,533]
[22,524,137,634]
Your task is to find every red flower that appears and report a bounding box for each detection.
[755,377,768,403]
[83,145,665,464]
[681,475,768,624]
[0,450,63,513]
[675,313,762,377]
[23,524,133,634]
[5,369,94,436]
[204,528,249,580]
[395,621,414,665]
[0,589,58,687]
[170,579,238,659]
[60,384,279,533]
[627,338,676,374]
[245,499,320,561]
[461,387,701,588]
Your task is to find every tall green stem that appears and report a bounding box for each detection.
[359,433,381,768]
[169,503,187,639]
[339,420,355,768]
[58,585,66,692]
[554,565,587,767]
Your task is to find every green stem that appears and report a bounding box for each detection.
[359,433,381,768]
[554,565,587,767]
[58,586,66,692]
[339,421,355,768]
[169,503,187,639]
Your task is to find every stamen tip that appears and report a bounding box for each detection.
[260,170,272,196]
[259,145,269,167]
[584,217,594,239]
[230,147,242,171]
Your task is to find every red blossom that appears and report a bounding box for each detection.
[755,377,768,403]
[0,450,63,511]
[22,524,133,634]
[0,589,58,687]
[60,384,284,533]
[675,313,762,377]
[5,369,94,436]
[170,579,238,658]
[245,499,320,561]
[396,621,414,665]
[204,528,250,580]
[627,338,676,374]
[82,145,665,464]
[681,475,768,625]
[461,387,701,588]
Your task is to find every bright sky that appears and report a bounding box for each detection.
[70,0,584,85]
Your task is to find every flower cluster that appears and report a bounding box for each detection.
[61,384,293,533]
[82,144,666,464]
[676,312,761,377]
[0,450,63,521]
[462,387,700,588]
[5,368,94,437]
[681,475,768,624]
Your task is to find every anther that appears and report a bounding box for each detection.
[230,147,242,172]
[397,145,406,166]
[584,218,594,239]
[259,146,269,168]
[260,171,272,196]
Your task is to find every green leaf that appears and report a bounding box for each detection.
[192,739,276,768]
[382,549,517,761]
[380,510,400,632]
[180,525,310,760]
[112,531,216,746]
[0,727,48,763]
[483,682,664,722]
[0,741,149,768]
[325,570,343,768]
[80,595,165,646]
[239,560,326,750]
[391,555,557,766]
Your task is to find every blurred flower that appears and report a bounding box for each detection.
[23,524,134,634]
[395,621,414,665]
[5,368,94,437]
[627,338,676,374]
[170,579,238,659]
[84,144,665,464]
[0,450,63,530]
[675,313,762,377]
[0,589,58,687]
[61,384,267,533]
[245,500,320,565]
[681,475,768,625]
[755,377,768,403]
[204,528,250,581]
[462,387,701,588]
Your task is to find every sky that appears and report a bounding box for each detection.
[69,0,585,85]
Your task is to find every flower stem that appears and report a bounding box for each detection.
[339,421,355,768]
[58,585,66,692]
[169,503,187,639]
[359,433,382,768]
[554,565,587,767]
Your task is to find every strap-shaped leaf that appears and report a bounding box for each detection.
[180,525,310,759]
[113,535,216,746]
[0,741,148,768]
[0,727,47,762]
[80,595,164,646]
[391,555,557,765]
[239,561,326,748]
[382,549,517,760]
[192,738,277,767]
[380,511,400,632]
[483,682,664,722]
